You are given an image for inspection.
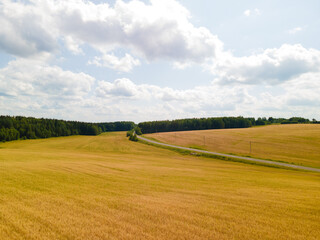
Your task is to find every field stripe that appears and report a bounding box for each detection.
[137,135,320,173]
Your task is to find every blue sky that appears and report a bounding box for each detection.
[0,0,319,122]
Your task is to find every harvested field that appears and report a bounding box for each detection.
[0,132,319,239]
[146,124,320,168]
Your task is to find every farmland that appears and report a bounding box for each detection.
[146,124,320,169]
[0,132,319,239]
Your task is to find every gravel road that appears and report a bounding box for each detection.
[137,135,320,173]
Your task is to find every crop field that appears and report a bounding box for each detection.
[0,132,319,239]
[146,124,320,169]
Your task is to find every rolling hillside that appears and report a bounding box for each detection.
[146,124,320,168]
[0,132,319,239]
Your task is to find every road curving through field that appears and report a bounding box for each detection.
[137,135,320,173]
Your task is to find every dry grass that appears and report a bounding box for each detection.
[0,132,319,239]
[146,124,320,168]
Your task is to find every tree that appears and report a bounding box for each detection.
[129,132,138,141]
[134,127,142,135]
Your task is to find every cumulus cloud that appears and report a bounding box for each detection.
[243,8,261,17]
[55,0,222,63]
[283,72,320,107]
[210,44,320,85]
[89,53,140,72]
[95,78,254,111]
[0,0,58,57]
[1,0,320,121]
[93,76,320,120]
[1,58,320,121]
[0,58,94,99]
[97,78,140,97]
[0,0,223,68]
[64,36,84,55]
[2,0,315,82]
[288,27,303,34]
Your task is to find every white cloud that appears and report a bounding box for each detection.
[96,78,140,97]
[89,53,140,72]
[0,57,97,120]
[95,78,255,113]
[244,10,251,17]
[0,0,58,57]
[0,0,314,83]
[1,59,320,121]
[0,0,223,67]
[64,36,84,55]
[0,58,94,99]
[0,0,319,122]
[288,27,303,34]
[243,8,260,17]
[93,76,320,121]
[283,72,320,107]
[209,44,320,85]
[173,61,192,69]
[56,0,222,63]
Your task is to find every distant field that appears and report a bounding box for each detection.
[146,124,320,168]
[0,132,319,239]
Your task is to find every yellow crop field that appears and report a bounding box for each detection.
[0,132,319,239]
[146,124,320,169]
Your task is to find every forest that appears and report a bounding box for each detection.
[97,121,135,132]
[0,115,135,142]
[0,115,315,142]
[138,116,314,134]
[138,117,253,134]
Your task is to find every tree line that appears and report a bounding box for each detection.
[97,121,135,132]
[138,116,317,134]
[0,115,135,142]
[255,117,315,125]
[138,117,254,134]
[1,115,317,143]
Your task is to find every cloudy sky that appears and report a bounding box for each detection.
[0,0,320,122]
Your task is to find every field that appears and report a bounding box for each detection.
[0,132,319,239]
[145,124,320,169]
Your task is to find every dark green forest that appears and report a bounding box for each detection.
[138,117,254,134]
[0,115,316,142]
[0,115,135,142]
[98,121,135,132]
[138,116,314,134]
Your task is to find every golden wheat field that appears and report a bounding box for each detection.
[146,124,320,169]
[0,132,319,239]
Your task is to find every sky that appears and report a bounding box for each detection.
[0,0,320,123]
